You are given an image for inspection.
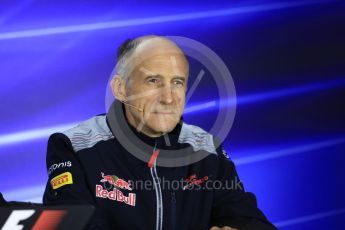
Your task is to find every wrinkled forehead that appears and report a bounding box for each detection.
[123,37,189,80]
[133,37,188,65]
[137,37,184,54]
[136,55,188,81]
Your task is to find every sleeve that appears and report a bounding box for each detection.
[209,145,277,230]
[0,192,7,206]
[42,133,109,229]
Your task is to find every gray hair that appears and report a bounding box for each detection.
[115,35,157,81]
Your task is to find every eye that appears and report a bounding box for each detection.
[147,78,160,84]
[173,80,184,86]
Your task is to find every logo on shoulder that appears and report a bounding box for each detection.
[48,161,72,175]
[50,172,73,189]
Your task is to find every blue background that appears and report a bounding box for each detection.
[1,0,345,229]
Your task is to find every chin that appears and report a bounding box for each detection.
[148,123,176,134]
[146,116,179,132]
[154,126,174,134]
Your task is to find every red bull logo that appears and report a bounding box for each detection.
[95,185,136,206]
[100,172,132,191]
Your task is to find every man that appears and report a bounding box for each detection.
[43,35,276,230]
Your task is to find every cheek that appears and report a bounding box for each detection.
[170,88,184,101]
[175,95,185,112]
[142,100,157,120]
[142,98,157,111]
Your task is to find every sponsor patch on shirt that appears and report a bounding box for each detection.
[48,161,72,175]
[100,172,132,191]
[96,172,136,206]
[50,172,73,189]
[183,174,209,190]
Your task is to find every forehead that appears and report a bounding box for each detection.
[135,37,183,56]
[138,53,188,74]
[135,38,187,67]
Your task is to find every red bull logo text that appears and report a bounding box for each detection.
[95,185,136,206]
[96,172,136,206]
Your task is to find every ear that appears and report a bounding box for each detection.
[111,75,127,101]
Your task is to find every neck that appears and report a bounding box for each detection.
[124,106,164,138]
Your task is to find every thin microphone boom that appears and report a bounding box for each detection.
[122,101,143,112]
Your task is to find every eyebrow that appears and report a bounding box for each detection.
[144,75,186,82]
[172,76,186,82]
[144,74,161,80]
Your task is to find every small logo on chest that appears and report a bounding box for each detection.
[183,174,209,190]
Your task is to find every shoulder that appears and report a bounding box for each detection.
[178,122,218,155]
[60,115,114,152]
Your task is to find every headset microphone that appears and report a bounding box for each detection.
[122,100,144,112]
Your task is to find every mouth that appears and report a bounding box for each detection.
[152,111,176,115]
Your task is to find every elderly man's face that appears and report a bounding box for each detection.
[118,41,189,137]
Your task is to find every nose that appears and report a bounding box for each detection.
[158,85,173,104]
